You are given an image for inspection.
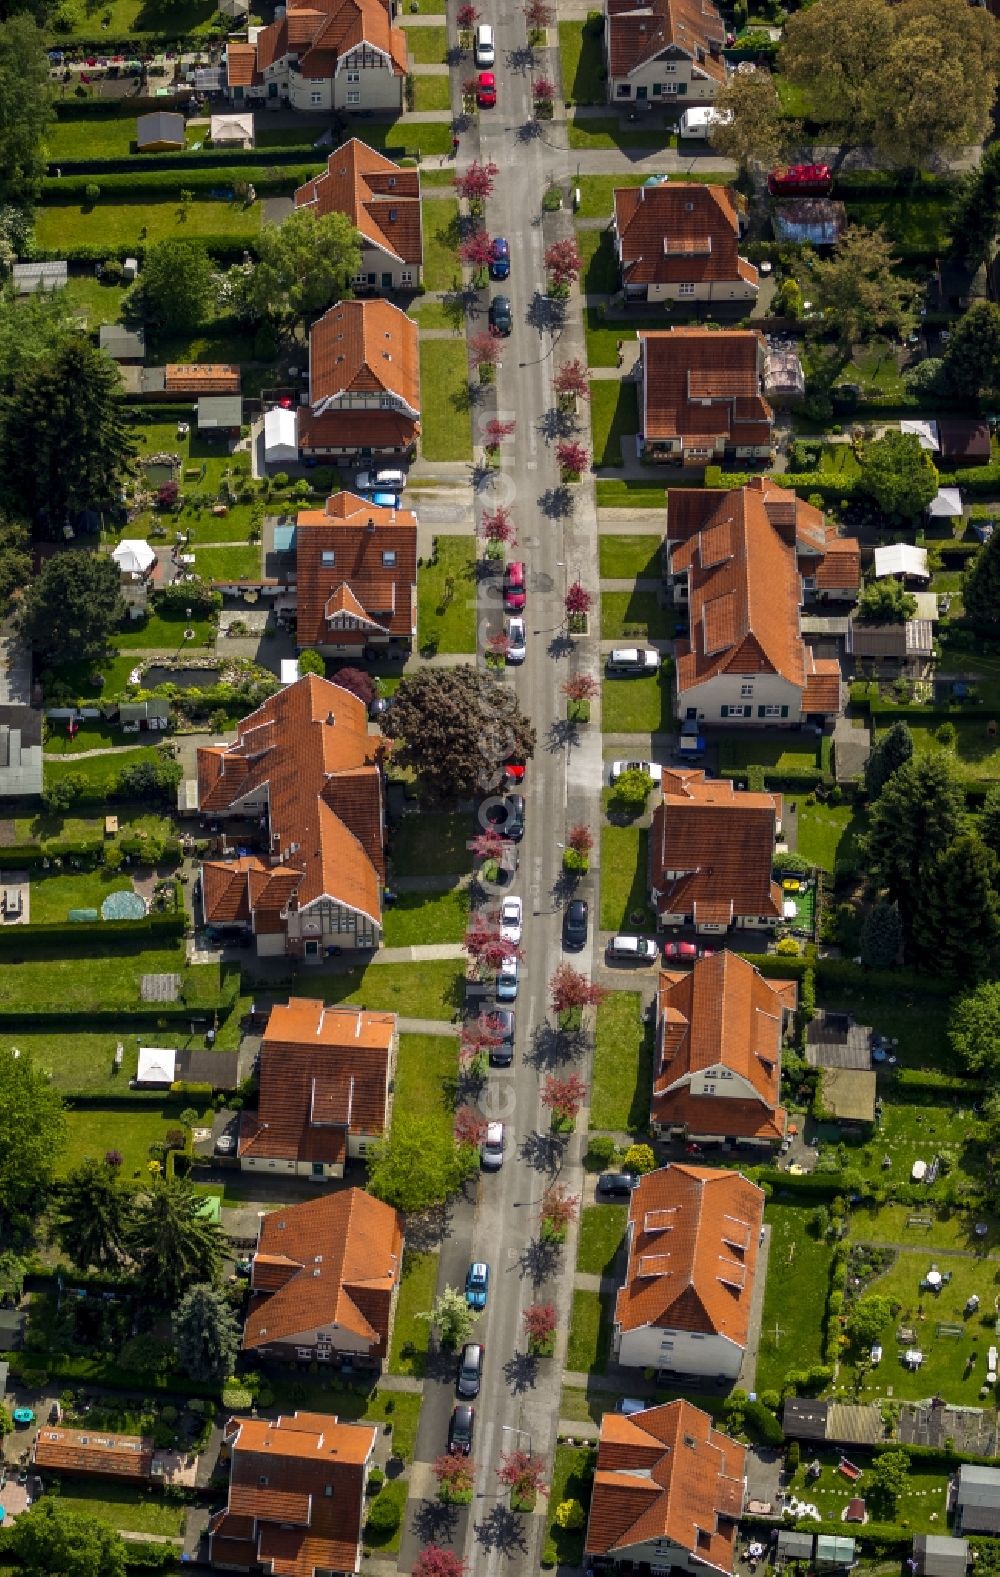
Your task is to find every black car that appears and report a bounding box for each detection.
[457,1342,484,1398]
[597,1171,640,1198]
[563,898,589,951]
[448,1403,475,1454]
[484,794,525,841]
[488,294,513,336]
[485,1006,515,1066]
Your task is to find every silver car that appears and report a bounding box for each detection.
[481,1121,505,1170]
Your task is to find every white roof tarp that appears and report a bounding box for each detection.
[873,544,930,581]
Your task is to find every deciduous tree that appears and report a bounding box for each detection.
[950,144,1000,267]
[981,786,1000,860]
[708,67,791,172]
[523,0,554,27]
[856,576,919,623]
[453,1103,488,1148]
[481,503,516,544]
[127,1176,224,1306]
[457,2,479,25]
[128,238,214,335]
[413,1547,466,1577]
[523,1302,557,1354]
[419,1284,477,1348]
[368,1112,477,1211]
[866,1449,910,1518]
[550,963,607,1016]
[470,827,505,862]
[434,1453,475,1503]
[562,674,598,702]
[470,329,502,366]
[554,359,590,402]
[9,1498,126,1577]
[56,1157,128,1273]
[0,514,31,617]
[388,668,536,798]
[612,767,655,809]
[541,1073,588,1121]
[497,1449,548,1498]
[799,226,919,347]
[459,231,495,270]
[845,1293,895,1349]
[532,74,556,104]
[251,207,362,323]
[544,238,582,288]
[485,417,516,451]
[454,160,499,204]
[565,581,592,616]
[567,823,593,854]
[539,1184,579,1239]
[173,1282,241,1382]
[556,439,589,477]
[780,0,893,133]
[622,1142,656,1174]
[0,15,54,203]
[0,1047,65,1217]
[460,1013,504,1065]
[859,431,938,520]
[950,979,1000,1076]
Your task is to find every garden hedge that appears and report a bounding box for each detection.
[703,466,864,502]
[0,913,183,954]
[3,1348,221,1398]
[720,765,824,789]
[50,144,326,177]
[32,238,259,265]
[41,162,318,198]
[795,1519,912,1553]
[0,836,182,869]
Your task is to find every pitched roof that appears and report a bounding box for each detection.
[297,406,420,453]
[585,1399,746,1570]
[615,1164,764,1346]
[640,329,771,447]
[801,654,843,715]
[164,364,241,394]
[309,298,419,416]
[650,768,782,923]
[295,491,418,645]
[606,0,725,80]
[234,0,407,88]
[295,140,422,267]
[196,673,384,929]
[245,1188,403,1358]
[34,1427,154,1480]
[219,1411,376,1577]
[239,998,394,1164]
[653,952,795,1139]
[615,184,757,289]
[225,40,261,85]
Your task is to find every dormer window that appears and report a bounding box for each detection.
[382,550,397,566]
[322,550,335,565]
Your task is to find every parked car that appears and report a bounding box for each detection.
[597,1171,639,1198]
[503,559,526,611]
[465,1261,490,1310]
[214,1132,235,1154]
[562,898,589,951]
[506,615,526,664]
[606,934,658,962]
[486,1006,515,1066]
[481,1120,506,1169]
[489,294,512,335]
[364,490,401,510]
[448,1404,475,1454]
[662,940,698,962]
[609,760,663,784]
[476,70,496,106]
[503,757,526,785]
[357,467,405,492]
[457,1342,484,1398]
[496,956,519,1001]
[484,793,524,840]
[606,647,660,676]
[490,236,511,279]
[500,896,523,945]
[474,21,495,64]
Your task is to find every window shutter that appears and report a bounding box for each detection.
[677,80,687,93]
[720,705,728,718]
[781,705,789,718]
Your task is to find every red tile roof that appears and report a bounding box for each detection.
[586,1399,746,1569]
[653,953,796,1140]
[650,767,782,924]
[225,41,262,85]
[240,998,394,1164]
[606,0,725,80]
[309,298,419,415]
[235,0,408,90]
[615,1164,764,1344]
[164,364,241,394]
[615,184,757,289]
[197,673,384,933]
[801,654,843,715]
[640,329,771,448]
[245,1188,403,1359]
[295,491,418,646]
[298,407,420,454]
[216,1411,376,1577]
[296,140,422,267]
[34,1428,154,1480]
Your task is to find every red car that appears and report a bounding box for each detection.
[767,162,832,197]
[504,759,526,785]
[477,71,496,107]
[662,941,698,962]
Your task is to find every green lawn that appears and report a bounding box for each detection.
[577,1204,628,1276]
[394,1033,457,1145]
[12,809,175,849]
[567,115,675,151]
[601,664,672,733]
[900,719,1000,782]
[192,543,262,582]
[845,196,955,256]
[421,196,461,291]
[567,1287,611,1373]
[35,197,263,249]
[591,379,638,468]
[818,983,953,1077]
[131,501,261,547]
[796,801,867,874]
[600,825,655,932]
[585,306,670,368]
[28,871,140,925]
[818,443,862,480]
[46,747,165,793]
[718,737,820,772]
[578,228,619,295]
[591,990,652,1131]
[756,1201,834,1393]
[819,1079,983,1188]
[785,1454,949,1532]
[596,479,667,510]
[132,417,245,493]
[383,886,468,946]
[419,340,473,462]
[390,811,471,877]
[404,24,448,59]
[364,120,453,157]
[853,1203,1000,1257]
[774,74,816,118]
[546,1445,595,1568]
[388,1249,440,1377]
[601,590,673,640]
[54,1485,185,1539]
[366,1478,408,1553]
[44,719,125,754]
[48,0,218,36]
[0,1029,146,1093]
[417,535,476,653]
[412,73,452,111]
[411,299,464,331]
[113,610,217,651]
[44,651,144,704]
[47,115,201,160]
[559,19,606,104]
[59,1100,214,1176]
[599,536,662,579]
[291,963,463,1023]
[575,172,648,219]
[61,275,128,330]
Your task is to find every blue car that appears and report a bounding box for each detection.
[490,237,511,280]
[465,1261,490,1310]
[366,490,401,509]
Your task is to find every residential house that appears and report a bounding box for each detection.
[955,1467,1000,1534]
[0,708,43,799]
[649,767,783,935]
[208,1411,376,1575]
[239,998,395,1178]
[585,1399,746,1572]
[913,1536,969,1577]
[296,140,423,291]
[33,1427,154,1482]
[164,364,241,397]
[196,672,385,957]
[664,481,849,726]
[243,1188,403,1367]
[225,0,407,114]
[136,111,185,151]
[636,329,773,466]
[652,951,796,1146]
[604,0,726,108]
[613,1163,764,1376]
[298,298,420,461]
[295,491,417,657]
[613,183,757,305]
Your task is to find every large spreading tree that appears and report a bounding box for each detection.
[128,238,216,336]
[367,1112,477,1213]
[0,15,53,202]
[949,979,1000,1076]
[0,336,137,535]
[856,577,919,623]
[940,301,1000,399]
[8,1499,126,1577]
[708,67,792,173]
[250,208,362,323]
[859,431,939,520]
[0,1046,65,1217]
[19,550,124,668]
[388,668,536,799]
[127,1175,224,1306]
[799,227,920,347]
[56,1157,129,1273]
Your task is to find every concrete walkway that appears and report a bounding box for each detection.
[598,513,665,532]
[397,1016,460,1035]
[600,577,661,592]
[374,942,465,962]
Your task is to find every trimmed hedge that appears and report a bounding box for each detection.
[0,912,184,954]
[50,144,325,178]
[32,237,259,265]
[720,765,825,789]
[704,466,864,502]
[831,170,959,199]
[2,1347,221,1398]
[795,1519,912,1553]
[0,836,182,868]
[41,162,317,199]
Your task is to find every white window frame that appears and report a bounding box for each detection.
[347,69,360,82]
[763,704,783,718]
[347,88,361,104]
[677,281,695,296]
[400,269,413,284]
[740,682,754,698]
[310,91,322,105]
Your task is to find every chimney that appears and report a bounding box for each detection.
[367,517,376,532]
[326,712,335,725]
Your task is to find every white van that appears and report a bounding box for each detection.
[606,934,658,963]
[475,22,495,66]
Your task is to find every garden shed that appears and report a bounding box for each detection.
[12,261,67,294]
[773,199,846,247]
[136,111,186,151]
[264,406,298,464]
[913,1535,969,1577]
[900,418,940,452]
[197,395,243,434]
[819,1067,876,1127]
[938,419,991,465]
[678,105,731,138]
[99,324,146,363]
[815,1537,856,1572]
[112,539,156,578]
[777,1532,815,1564]
[927,487,963,521]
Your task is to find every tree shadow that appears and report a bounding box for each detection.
[471,460,496,491]
[423,1341,462,1384]
[545,713,578,749]
[446,43,464,65]
[524,1021,572,1073]
[538,405,578,442]
[505,43,535,73]
[474,1503,529,1556]
[404,1201,456,1252]
[517,118,543,142]
[518,1126,568,1175]
[443,285,477,327]
[538,485,573,520]
[517,1233,563,1287]
[502,1349,539,1395]
[411,1498,461,1545]
[526,290,566,336]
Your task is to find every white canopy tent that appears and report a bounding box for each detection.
[873,544,930,581]
[927,488,963,520]
[264,406,298,464]
[136,1047,177,1086]
[900,418,940,453]
[112,539,156,576]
